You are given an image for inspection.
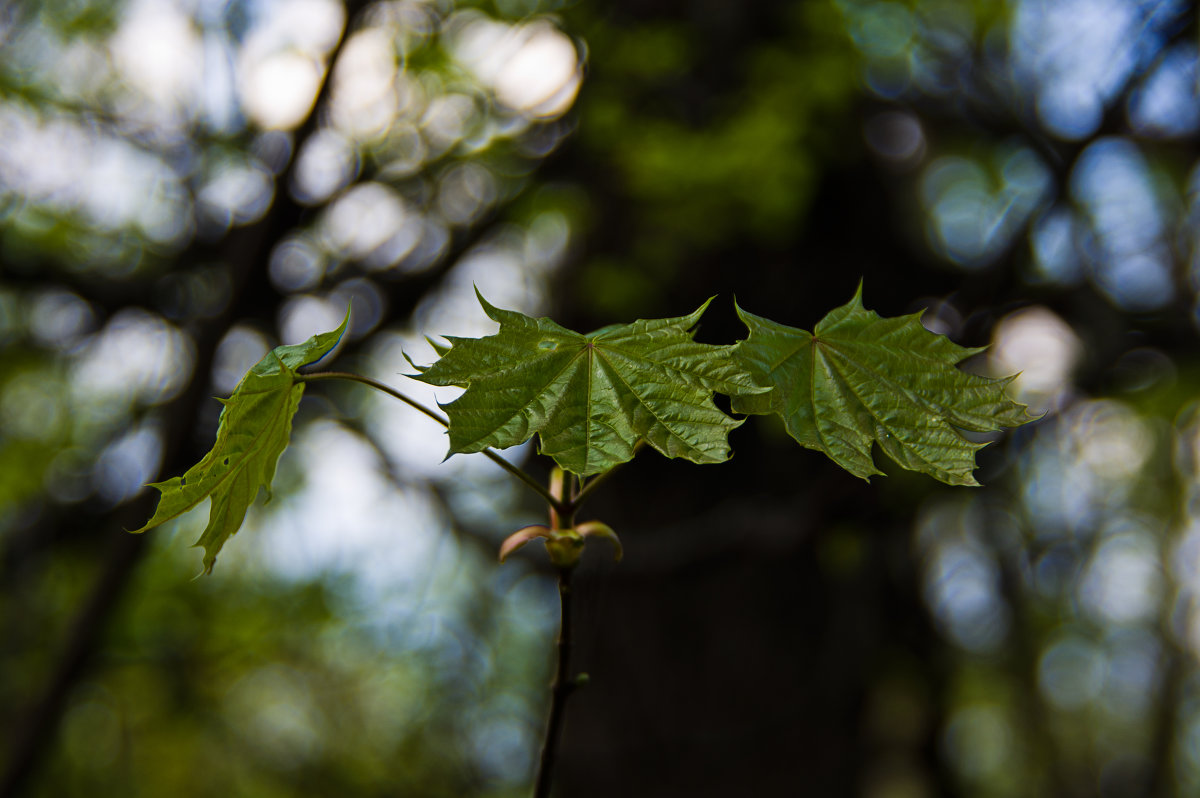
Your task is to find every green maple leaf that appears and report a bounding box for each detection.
[732,285,1033,486]
[132,313,349,573]
[409,292,767,476]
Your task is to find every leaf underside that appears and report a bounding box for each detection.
[132,313,349,573]
[732,285,1033,486]
[409,292,767,476]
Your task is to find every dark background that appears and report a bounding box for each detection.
[2,1,1199,796]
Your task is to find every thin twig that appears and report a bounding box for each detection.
[298,371,565,513]
[534,567,578,798]
[300,371,450,425]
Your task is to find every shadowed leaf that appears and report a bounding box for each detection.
[732,286,1033,485]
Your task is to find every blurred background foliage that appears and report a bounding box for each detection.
[2,0,1200,796]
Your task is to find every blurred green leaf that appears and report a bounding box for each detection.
[132,313,348,573]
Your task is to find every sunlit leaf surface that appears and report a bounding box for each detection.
[410,292,766,476]
[733,286,1033,485]
[133,314,348,573]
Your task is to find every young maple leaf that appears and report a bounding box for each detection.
[732,285,1034,486]
[409,292,768,476]
[132,313,348,573]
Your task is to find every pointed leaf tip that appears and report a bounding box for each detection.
[684,295,718,327]
[425,335,451,357]
[473,286,504,322]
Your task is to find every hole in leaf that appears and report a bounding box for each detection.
[180,477,187,485]
[223,457,230,466]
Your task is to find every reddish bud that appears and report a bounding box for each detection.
[499,525,551,563]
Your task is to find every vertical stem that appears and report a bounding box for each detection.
[534,566,576,798]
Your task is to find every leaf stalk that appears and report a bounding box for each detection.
[298,371,566,513]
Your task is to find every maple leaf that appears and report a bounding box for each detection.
[132,312,349,573]
[732,285,1033,486]
[409,292,767,476]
